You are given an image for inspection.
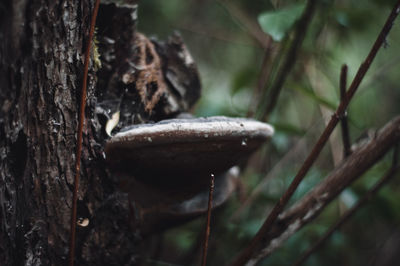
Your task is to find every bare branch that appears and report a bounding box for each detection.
[249,116,400,265]
[293,145,399,266]
[201,174,215,266]
[339,64,351,157]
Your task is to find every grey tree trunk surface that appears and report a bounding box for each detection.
[0,1,200,265]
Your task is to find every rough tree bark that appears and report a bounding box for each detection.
[0,0,200,265]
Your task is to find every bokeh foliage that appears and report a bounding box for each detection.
[137,0,400,265]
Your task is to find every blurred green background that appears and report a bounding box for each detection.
[136,0,400,265]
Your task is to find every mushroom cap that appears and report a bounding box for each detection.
[105,116,273,188]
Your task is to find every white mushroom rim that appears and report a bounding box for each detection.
[108,117,274,145]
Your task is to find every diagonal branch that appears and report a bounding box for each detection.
[247,116,400,265]
[230,2,400,265]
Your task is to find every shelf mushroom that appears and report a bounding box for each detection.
[105,116,274,232]
[106,116,273,187]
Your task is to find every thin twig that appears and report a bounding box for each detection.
[293,145,399,266]
[261,0,317,121]
[247,45,274,118]
[340,64,351,157]
[68,1,100,266]
[216,0,272,49]
[230,2,400,265]
[229,126,311,222]
[201,174,215,266]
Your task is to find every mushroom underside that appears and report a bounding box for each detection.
[107,137,265,189]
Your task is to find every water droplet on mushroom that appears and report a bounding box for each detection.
[204,134,209,138]
[241,138,248,146]
[147,137,152,142]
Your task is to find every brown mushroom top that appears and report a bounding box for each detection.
[105,116,274,188]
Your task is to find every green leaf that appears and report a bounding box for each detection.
[258,3,306,42]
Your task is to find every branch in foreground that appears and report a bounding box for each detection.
[230,2,400,265]
[201,174,215,266]
[293,145,399,266]
[247,116,400,265]
[339,64,351,158]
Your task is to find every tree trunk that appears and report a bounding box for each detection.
[1,0,202,264]
[0,0,124,264]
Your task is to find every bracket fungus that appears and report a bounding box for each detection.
[105,116,273,188]
[105,116,273,232]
